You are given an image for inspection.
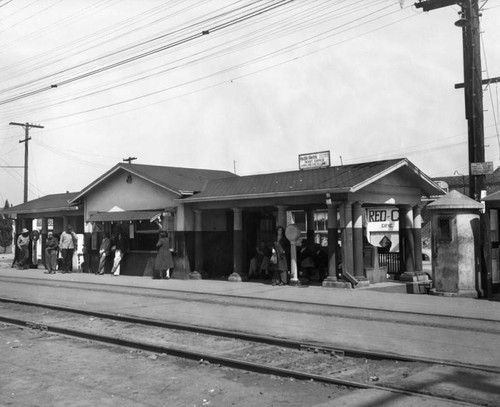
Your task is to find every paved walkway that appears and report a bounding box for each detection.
[1,256,499,369]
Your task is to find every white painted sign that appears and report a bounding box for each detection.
[299,151,330,170]
[471,162,494,175]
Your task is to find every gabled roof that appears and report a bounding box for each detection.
[181,158,444,203]
[70,163,237,203]
[428,190,483,210]
[1,192,80,215]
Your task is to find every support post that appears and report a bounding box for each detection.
[229,208,244,282]
[189,210,203,279]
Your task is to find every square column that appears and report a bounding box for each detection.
[413,205,423,272]
[353,201,365,280]
[229,208,244,282]
[342,202,354,275]
[189,209,203,280]
[323,203,350,288]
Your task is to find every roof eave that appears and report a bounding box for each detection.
[179,187,352,203]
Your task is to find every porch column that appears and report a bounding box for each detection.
[413,205,423,272]
[276,205,287,228]
[229,208,244,282]
[398,206,406,272]
[323,203,342,288]
[342,202,354,276]
[41,218,48,267]
[353,201,365,279]
[306,209,315,243]
[404,205,415,272]
[189,210,203,280]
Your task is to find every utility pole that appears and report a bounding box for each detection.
[9,122,44,203]
[415,0,485,200]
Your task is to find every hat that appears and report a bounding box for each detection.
[22,228,29,233]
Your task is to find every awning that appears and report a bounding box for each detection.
[88,210,164,223]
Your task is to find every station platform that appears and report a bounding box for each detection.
[1,253,500,369]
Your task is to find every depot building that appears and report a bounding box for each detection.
[3,155,444,286]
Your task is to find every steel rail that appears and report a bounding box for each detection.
[0,312,482,407]
[1,296,499,375]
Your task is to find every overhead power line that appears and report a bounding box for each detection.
[0,0,294,107]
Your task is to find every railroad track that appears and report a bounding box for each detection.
[0,298,497,406]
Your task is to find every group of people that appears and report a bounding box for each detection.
[14,225,79,274]
[248,226,327,285]
[96,231,129,276]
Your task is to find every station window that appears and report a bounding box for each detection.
[437,216,453,242]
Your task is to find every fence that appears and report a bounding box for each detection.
[379,252,400,276]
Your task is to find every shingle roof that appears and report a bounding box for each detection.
[2,192,79,214]
[70,163,237,203]
[182,158,443,202]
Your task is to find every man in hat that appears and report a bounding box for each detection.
[59,225,78,273]
[16,228,30,269]
[44,231,59,274]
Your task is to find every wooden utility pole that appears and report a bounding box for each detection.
[415,0,485,200]
[9,122,44,203]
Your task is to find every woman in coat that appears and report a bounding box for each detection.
[271,226,290,286]
[153,231,174,279]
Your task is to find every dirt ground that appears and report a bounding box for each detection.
[1,323,354,407]
[1,322,479,407]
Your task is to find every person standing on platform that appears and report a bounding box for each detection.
[44,232,59,274]
[96,233,111,275]
[59,225,78,273]
[16,228,31,269]
[153,231,174,279]
[271,226,290,286]
[111,231,129,276]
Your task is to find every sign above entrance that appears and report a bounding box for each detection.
[470,162,494,175]
[298,150,331,170]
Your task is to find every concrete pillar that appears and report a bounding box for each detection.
[276,205,287,229]
[404,205,415,272]
[229,208,244,282]
[413,205,423,272]
[353,201,364,279]
[41,218,48,267]
[398,206,406,273]
[342,202,354,276]
[306,209,315,243]
[323,203,350,288]
[189,210,203,280]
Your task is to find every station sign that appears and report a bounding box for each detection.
[470,162,494,175]
[366,208,399,231]
[299,151,330,170]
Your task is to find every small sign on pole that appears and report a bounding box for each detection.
[470,162,494,175]
[298,150,330,170]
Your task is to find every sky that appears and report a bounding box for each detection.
[0,0,499,207]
